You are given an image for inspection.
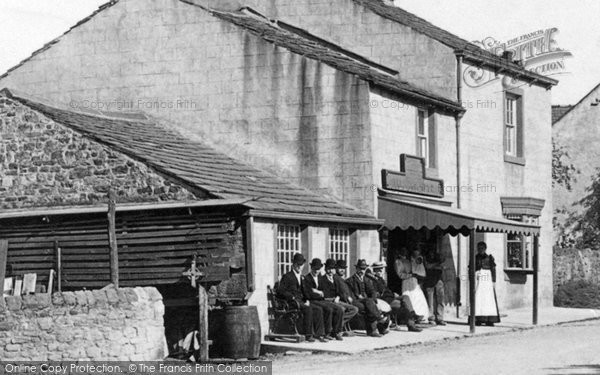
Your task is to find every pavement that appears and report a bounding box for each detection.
[261,307,600,355]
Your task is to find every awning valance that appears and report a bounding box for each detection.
[378,196,540,236]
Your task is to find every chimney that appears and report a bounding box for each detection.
[502,50,515,62]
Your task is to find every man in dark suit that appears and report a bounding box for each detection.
[424,246,446,326]
[304,258,344,340]
[346,259,386,337]
[320,258,359,336]
[277,253,326,342]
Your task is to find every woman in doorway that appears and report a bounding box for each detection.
[395,246,429,322]
[473,241,501,326]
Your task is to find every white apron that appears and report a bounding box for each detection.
[402,277,429,318]
[475,269,499,317]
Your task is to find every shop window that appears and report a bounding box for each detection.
[328,228,351,273]
[276,224,302,279]
[505,214,538,270]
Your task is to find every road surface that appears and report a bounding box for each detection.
[271,320,600,375]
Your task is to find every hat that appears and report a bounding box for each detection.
[355,259,368,269]
[310,258,323,269]
[371,261,386,269]
[325,259,337,270]
[292,253,306,265]
[335,259,347,269]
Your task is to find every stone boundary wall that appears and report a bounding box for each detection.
[0,286,167,361]
[554,247,600,289]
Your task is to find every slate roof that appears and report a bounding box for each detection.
[354,0,558,89]
[552,105,573,125]
[2,89,376,221]
[201,5,465,114]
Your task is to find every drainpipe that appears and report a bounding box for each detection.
[455,52,464,318]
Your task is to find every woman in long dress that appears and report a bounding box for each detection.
[395,247,430,321]
[473,241,501,326]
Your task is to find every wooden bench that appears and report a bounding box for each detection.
[263,284,304,343]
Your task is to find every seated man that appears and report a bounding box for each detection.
[346,259,387,337]
[277,253,326,342]
[304,258,345,341]
[319,258,359,338]
[369,261,422,332]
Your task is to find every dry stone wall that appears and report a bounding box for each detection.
[0,286,167,361]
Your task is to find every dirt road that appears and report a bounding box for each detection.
[271,320,600,375]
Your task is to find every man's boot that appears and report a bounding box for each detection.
[407,319,422,332]
[367,321,381,337]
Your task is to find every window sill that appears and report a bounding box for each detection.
[504,155,526,166]
[504,268,534,274]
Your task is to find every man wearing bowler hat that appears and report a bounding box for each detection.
[346,259,386,337]
[304,258,344,340]
[319,258,359,338]
[277,253,326,342]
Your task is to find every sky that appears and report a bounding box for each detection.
[0,0,599,105]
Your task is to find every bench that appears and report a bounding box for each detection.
[263,284,305,342]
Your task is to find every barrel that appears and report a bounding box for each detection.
[216,305,261,360]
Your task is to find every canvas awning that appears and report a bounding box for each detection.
[378,195,540,236]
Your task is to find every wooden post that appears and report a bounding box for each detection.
[0,240,8,300]
[245,217,255,292]
[198,285,209,361]
[469,230,476,334]
[107,189,119,287]
[533,235,539,325]
[47,270,55,295]
[55,240,62,292]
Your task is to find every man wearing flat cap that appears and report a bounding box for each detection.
[319,258,359,336]
[304,258,344,340]
[346,259,386,337]
[369,261,422,332]
[277,253,326,342]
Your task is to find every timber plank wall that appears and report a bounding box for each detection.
[0,207,247,297]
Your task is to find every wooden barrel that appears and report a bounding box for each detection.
[219,305,261,360]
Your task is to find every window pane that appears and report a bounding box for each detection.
[329,229,350,274]
[277,225,302,279]
[507,242,523,268]
[418,110,426,135]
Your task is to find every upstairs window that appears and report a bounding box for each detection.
[417,109,437,169]
[504,92,524,163]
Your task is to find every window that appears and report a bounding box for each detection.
[505,214,539,270]
[328,228,350,273]
[504,92,523,162]
[416,109,437,169]
[276,224,301,279]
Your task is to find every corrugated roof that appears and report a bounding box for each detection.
[2,89,375,221]
[354,0,558,89]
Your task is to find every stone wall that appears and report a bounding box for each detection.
[552,84,600,240]
[0,0,376,213]
[240,0,458,99]
[554,248,600,289]
[0,286,167,361]
[0,94,199,209]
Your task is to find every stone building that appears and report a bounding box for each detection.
[0,0,556,341]
[552,83,600,241]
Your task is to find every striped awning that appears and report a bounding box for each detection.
[378,196,540,236]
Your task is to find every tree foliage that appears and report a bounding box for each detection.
[552,141,578,191]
